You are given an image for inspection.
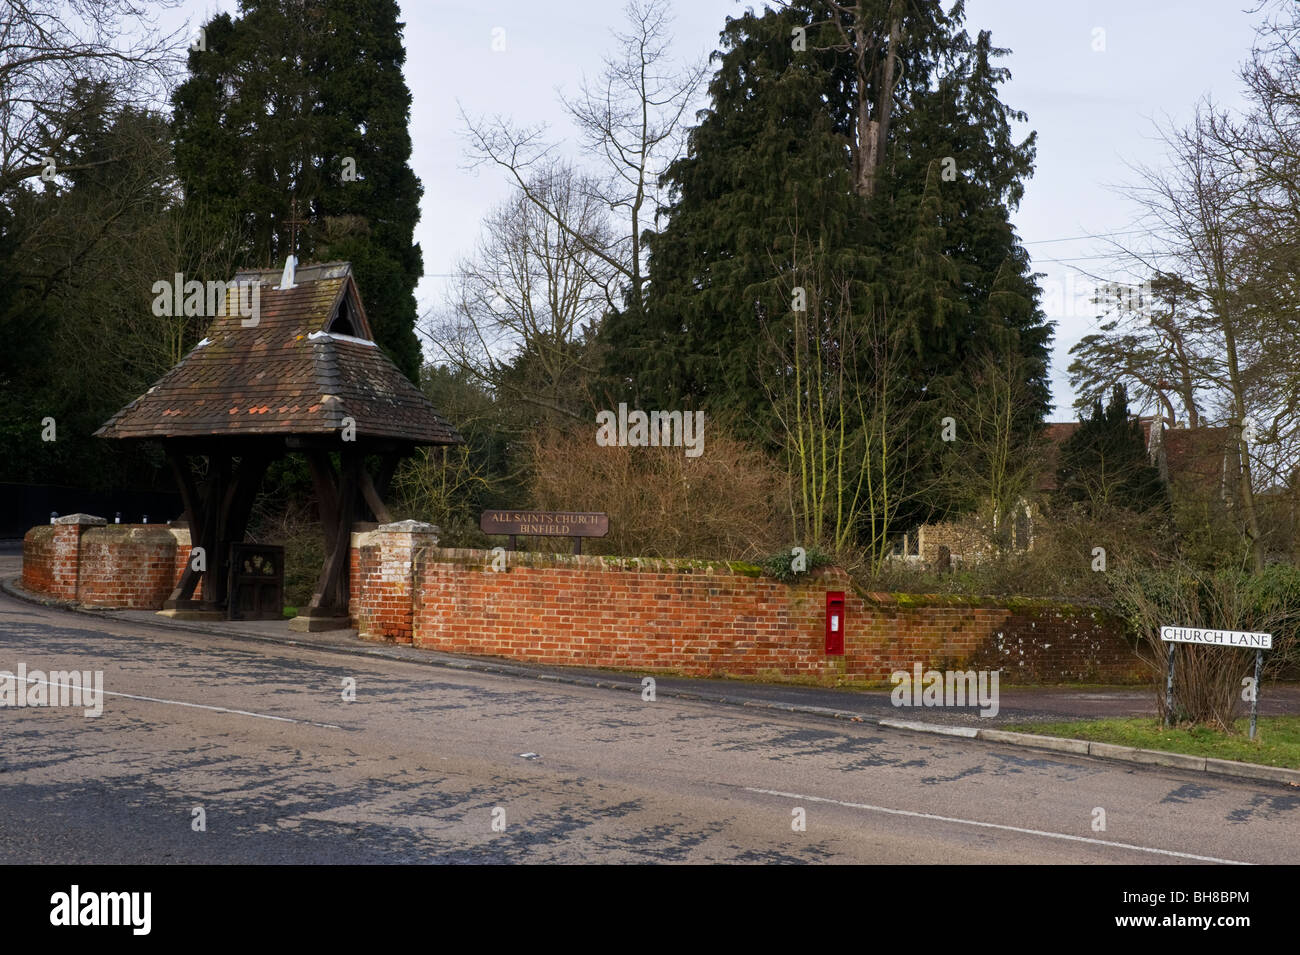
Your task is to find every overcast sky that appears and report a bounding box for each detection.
[175,0,1263,417]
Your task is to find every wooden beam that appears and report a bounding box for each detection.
[305,451,340,544]
[360,468,393,523]
[167,450,203,603]
[223,453,271,545]
[202,452,233,608]
[374,451,401,501]
[308,450,360,614]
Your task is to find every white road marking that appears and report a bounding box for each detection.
[744,787,1252,865]
[3,675,342,730]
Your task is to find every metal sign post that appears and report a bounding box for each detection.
[1164,642,1176,728]
[1160,626,1272,740]
[1250,649,1263,741]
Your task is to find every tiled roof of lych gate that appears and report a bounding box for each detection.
[96,261,462,446]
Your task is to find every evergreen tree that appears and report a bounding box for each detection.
[1055,384,1167,513]
[0,91,200,488]
[606,1,1051,527]
[604,4,863,416]
[172,0,423,380]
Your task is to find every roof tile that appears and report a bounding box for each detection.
[96,261,462,446]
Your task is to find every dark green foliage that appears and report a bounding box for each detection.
[172,0,424,380]
[604,4,865,416]
[607,1,1051,537]
[1055,384,1168,513]
[0,89,192,491]
[761,546,835,582]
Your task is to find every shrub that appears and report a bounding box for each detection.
[392,444,498,548]
[1107,561,1300,729]
[760,546,834,582]
[527,421,787,559]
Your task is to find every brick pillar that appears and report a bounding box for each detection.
[349,520,440,643]
[21,513,107,601]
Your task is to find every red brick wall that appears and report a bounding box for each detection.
[22,520,191,608]
[21,525,82,600]
[351,547,1144,685]
[19,516,1144,685]
[76,526,178,609]
[856,593,1143,684]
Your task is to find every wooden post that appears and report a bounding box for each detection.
[306,450,360,617]
[219,452,272,619]
[166,450,203,604]
[204,452,232,609]
[360,468,393,523]
[374,451,401,501]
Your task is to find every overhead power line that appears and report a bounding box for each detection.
[1021,229,1149,246]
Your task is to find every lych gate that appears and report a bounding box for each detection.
[95,259,462,630]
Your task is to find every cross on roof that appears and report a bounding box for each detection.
[285,195,309,257]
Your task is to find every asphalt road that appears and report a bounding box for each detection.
[0,588,1297,864]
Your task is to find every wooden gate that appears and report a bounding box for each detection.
[226,544,285,621]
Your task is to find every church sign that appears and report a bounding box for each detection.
[480,510,608,553]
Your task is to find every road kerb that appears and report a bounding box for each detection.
[1089,742,1206,771]
[1204,757,1300,785]
[878,718,979,738]
[978,728,1090,754]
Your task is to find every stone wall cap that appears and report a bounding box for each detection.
[377,520,441,535]
[51,513,107,526]
[85,524,178,539]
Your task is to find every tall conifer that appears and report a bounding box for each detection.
[172,0,423,380]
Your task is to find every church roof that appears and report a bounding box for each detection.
[96,261,461,446]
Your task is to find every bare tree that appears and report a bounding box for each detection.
[425,164,615,427]
[461,0,706,323]
[1068,3,1300,568]
[1068,273,1208,428]
[933,348,1049,557]
[1098,106,1284,570]
[759,221,921,570]
[1211,0,1300,499]
[0,0,184,193]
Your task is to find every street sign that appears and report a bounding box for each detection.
[1161,624,1272,739]
[1160,626,1273,650]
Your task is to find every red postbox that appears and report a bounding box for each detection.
[825,591,845,655]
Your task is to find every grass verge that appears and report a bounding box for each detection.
[1003,716,1300,770]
